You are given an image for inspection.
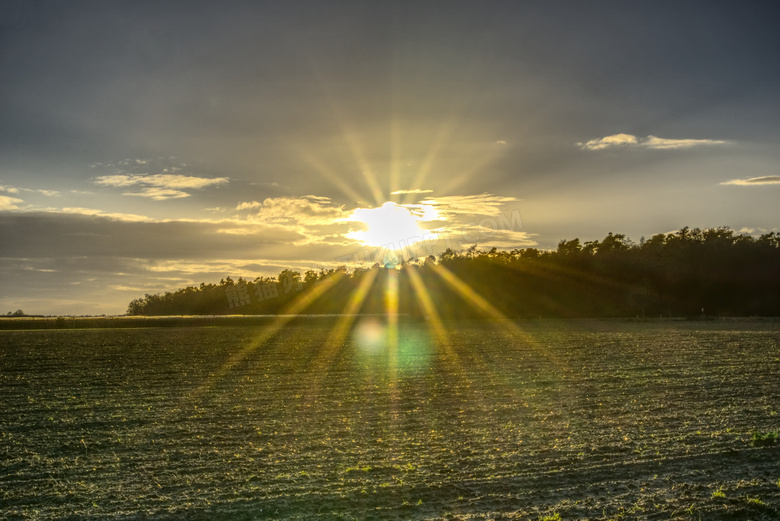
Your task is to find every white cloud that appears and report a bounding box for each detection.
[643,135,729,149]
[252,196,348,226]
[56,207,152,221]
[123,188,192,200]
[579,133,638,150]
[420,194,520,216]
[721,175,780,186]
[27,189,61,197]
[22,266,57,273]
[0,185,61,198]
[235,201,263,211]
[95,174,229,189]
[389,189,434,195]
[579,133,728,151]
[107,285,152,292]
[0,195,24,210]
[94,175,142,187]
[94,174,229,200]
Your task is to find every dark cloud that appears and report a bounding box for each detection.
[0,212,302,260]
[1,1,779,313]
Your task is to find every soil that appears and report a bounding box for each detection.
[1,320,778,519]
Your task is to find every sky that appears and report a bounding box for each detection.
[1,1,779,315]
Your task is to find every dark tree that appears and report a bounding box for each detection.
[126,228,780,318]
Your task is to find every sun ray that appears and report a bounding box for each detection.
[405,264,470,382]
[422,263,580,424]
[385,268,399,349]
[303,58,385,206]
[300,268,381,405]
[405,265,448,346]
[431,263,566,372]
[403,115,459,205]
[390,113,401,197]
[324,269,380,353]
[385,267,400,422]
[297,149,367,204]
[498,254,641,318]
[342,130,386,206]
[390,43,402,198]
[431,263,509,322]
[434,145,509,197]
[188,273,345,400]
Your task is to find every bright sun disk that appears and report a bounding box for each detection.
[346,201,436,250]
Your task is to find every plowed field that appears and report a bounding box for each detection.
[1,320,778,520]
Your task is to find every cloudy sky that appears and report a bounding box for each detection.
[1,1,779,315]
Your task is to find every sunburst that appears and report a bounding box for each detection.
[195,92,552,405]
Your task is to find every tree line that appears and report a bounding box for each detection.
[127,227,780,318]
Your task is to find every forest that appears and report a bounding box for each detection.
[127,227,780,318]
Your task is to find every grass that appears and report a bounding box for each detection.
[344,465,373,473]
[751,430,778,447]
[538,514,561,521]
[744,495,767,507]
[711,486,726,499]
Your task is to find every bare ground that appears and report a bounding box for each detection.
[0,320,778,520]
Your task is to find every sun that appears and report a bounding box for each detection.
[346,201,436,250]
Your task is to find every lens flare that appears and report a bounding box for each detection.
[353,317,386,352]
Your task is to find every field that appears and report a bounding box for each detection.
[1,319,779,520]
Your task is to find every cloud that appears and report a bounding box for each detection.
[1,185,61,198]
[95,174,228,190]
[0,191,537,315]
[337,195,535,260]
[579,134,728,151]
[235,201,263,211]
[56,207,152,222]
[642,135,729,149]
[123,188,192,200]
[400,193,532,250]
[420,194,521,216]
[24,188,61,197]
[107,285,151,292]
[94,174,229,200]
[252,196,348,226]
[721,175,780,186]
[579,133,638,150]
[0,195,24,211]
[389,189,434,195]
[0,212,303,261]
[22,265,57,273]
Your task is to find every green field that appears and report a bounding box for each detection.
[1,320,779,520]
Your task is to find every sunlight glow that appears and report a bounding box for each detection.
[346,201,438,249]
